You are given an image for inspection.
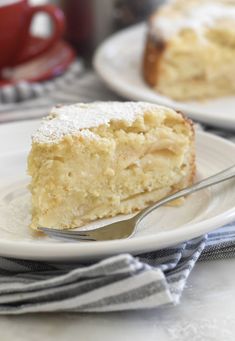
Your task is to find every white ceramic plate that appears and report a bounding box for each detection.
[0,120,235,261]
[94,24,235,131]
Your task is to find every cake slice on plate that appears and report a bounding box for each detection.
[143,0,235,100]
[28,102,195,230]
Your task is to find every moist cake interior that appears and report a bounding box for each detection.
[28,102,195,230]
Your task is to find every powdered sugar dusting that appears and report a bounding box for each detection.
[33,101,166,144]
[151,1,235,41]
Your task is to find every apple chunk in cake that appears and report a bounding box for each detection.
[28,102,195,230]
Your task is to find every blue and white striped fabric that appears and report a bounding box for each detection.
[0,61,84,105]
[0,66,235,314]
[0,225,234,314]
[0,61,119,123]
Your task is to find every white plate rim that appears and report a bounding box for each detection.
[93,23,235,130]
[0,120,235,260]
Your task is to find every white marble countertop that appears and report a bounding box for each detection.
[1,258,235,341]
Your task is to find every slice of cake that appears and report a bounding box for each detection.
[28,102,195,230]
[143,0,235,100]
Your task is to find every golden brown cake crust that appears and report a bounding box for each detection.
[143,35,165,88]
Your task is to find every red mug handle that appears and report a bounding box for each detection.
[14,5,65,65]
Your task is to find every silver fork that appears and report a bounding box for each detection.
[39,165,235,242]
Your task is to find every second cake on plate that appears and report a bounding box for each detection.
[143,0,235,101]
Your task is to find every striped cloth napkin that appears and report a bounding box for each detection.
[0,61,235,314]
[0,224,235,314]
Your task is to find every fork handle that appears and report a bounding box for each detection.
[134,164,235,225]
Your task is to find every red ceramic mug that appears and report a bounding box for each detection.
[0,0,65,70]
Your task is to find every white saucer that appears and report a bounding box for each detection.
[94,24,235,131]
[0,120,235,261]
